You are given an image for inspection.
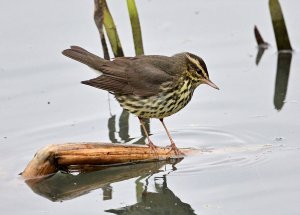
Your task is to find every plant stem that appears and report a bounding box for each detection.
[94,0,110,60]
[269,0,292,51]
[127,0,144,55]
[102,0,124,57]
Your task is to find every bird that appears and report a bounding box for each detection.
[62,46,219,155]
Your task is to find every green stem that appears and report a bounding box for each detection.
[127,0,144,55]
[102,0,124,57]
[269,0,292,51]
[94,0,110,60]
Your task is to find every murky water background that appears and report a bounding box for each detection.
[1,0,300,214]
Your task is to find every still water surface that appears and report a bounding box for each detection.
[1,0,300,214]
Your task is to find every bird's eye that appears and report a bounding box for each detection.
[196,68,202,75]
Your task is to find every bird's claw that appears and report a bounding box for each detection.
[147,141,158,155]
[167,142,185,156]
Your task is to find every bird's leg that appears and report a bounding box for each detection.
[138,117,158,153]
[159,118,184,156]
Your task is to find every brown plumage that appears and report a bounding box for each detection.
[62,46,219,155]
[63,46,184,97]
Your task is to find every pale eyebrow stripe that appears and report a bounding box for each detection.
[185,54,208,79]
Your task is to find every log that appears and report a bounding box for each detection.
[22,143,197,180]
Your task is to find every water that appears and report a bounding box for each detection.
[1,0,300,214]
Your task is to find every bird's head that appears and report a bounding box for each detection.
[184,53,219,90]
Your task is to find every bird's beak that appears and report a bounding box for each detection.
[202,79,219,90]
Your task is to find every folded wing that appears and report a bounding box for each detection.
[62,46,177,97]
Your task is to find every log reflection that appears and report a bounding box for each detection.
[25,159,182,202]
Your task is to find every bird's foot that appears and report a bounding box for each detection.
[167,142,185,156]
[146,141,158,155]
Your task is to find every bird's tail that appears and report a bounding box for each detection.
[62,46,108,71]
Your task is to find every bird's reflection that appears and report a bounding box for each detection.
[273,52,292,110]
[106,160,196,215]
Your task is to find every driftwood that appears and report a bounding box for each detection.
[22,143,196,181]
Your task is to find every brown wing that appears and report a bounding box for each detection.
[62,46,179,97]
[125,57,176,96]
[81,74,133,95]
[62,46,109,71]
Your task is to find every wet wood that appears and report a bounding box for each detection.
[22,143,196,180]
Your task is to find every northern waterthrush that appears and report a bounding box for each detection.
[62,46,219,155]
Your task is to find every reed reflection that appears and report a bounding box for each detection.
[254,26,293,111]
[273,52,292,110]
[108,109,150,145]
[255,50,293,111]
[255,46,267,65]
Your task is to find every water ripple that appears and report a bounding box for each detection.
[151,127,273,175]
